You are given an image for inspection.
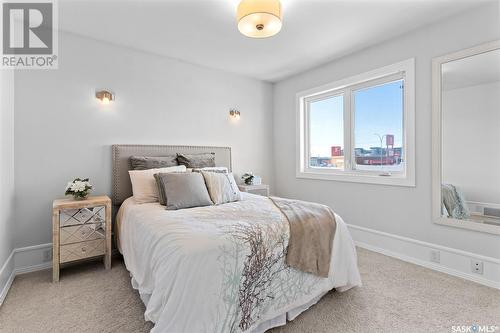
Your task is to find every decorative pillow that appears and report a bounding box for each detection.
[129,165,186,204]
[441,183,470,219]
[177,153,216,168]
[157,172,213,210]
[130,155,178,170]
[201,171,241,205]
[153,170,193,206]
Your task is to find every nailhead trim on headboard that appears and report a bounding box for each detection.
[112,144,232,206]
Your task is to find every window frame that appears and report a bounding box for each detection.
[296,58,415,187]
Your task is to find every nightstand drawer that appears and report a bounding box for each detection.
[59,206,105,227]
[60,223,105,245]
[238,184,270,197]
[249,188,269,196]
[59,239,105,263]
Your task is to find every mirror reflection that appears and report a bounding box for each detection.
[441,48,500,226]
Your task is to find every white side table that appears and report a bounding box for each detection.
[238,184,270,197]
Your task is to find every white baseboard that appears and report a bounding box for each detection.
[13,243,52,275]
[0,251,15,306]
[2,226,499,305]
[347,224,500,289]
[0,243,52,306]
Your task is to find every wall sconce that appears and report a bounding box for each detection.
[95,90,115,104]
[229,109,241,119]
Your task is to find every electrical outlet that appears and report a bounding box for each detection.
[43,249,52,262]
[471,260,484,275]
[430,250,440,263]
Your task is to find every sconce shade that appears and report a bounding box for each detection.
[237,0,282,38]
[96,90,114,104]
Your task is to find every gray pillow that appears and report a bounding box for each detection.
[157,172,213,210]
[130,155,178,170]
[177,153,215,168]
[154,171,193,206]
[153,173,167,205]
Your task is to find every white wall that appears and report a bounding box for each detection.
[273,3,500,258]
[13,32,274,248]
[0,70,15,265]
[443,81,500,205]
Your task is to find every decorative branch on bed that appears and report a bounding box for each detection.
[233,222,287,330]
[216,221,288,332]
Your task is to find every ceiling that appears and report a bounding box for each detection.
[442,48,500,90]
[59,0,489,82]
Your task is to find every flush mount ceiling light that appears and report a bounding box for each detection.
[237,0,282,38]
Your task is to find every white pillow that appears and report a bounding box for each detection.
[129,165,186,203]
[201,171,241,205]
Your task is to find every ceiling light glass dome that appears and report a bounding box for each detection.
[237,0,282,38]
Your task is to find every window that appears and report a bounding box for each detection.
[297,59,415,186]
[309,95,344,169]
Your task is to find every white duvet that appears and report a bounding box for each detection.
[118,193,361,333]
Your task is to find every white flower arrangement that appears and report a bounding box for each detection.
[65,178,92,200]
[241,172,254,185]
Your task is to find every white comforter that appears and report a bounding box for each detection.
[118,193,361,333]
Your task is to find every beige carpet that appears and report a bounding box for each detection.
[1,248,499,333]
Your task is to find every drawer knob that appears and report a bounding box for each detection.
[81,247,86,252]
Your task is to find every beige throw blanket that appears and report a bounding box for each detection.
[269,197,337,278]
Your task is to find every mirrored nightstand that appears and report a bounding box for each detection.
[52,195,112,282]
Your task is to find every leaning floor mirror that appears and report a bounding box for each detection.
[432,40,500,235]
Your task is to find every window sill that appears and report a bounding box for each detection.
[296,170,415,187]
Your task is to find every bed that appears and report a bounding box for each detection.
[113,145,362,333]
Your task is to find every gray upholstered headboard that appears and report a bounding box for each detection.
[112,145,232,205]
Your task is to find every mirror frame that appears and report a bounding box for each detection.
[432,39,500,235]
